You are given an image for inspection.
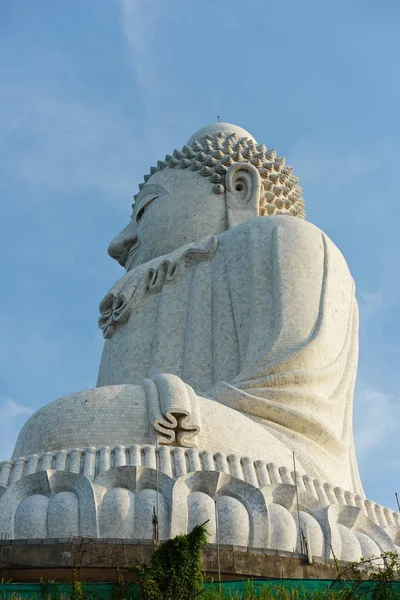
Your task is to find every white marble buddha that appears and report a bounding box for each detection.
[12,123,363,497]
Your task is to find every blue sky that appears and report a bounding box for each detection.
[1,0,399,510]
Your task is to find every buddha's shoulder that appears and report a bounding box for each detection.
[220,215,327,244]
[218,216,347,265]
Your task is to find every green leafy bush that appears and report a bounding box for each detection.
[134,523,208,600]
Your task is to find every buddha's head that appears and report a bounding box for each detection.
[108,123,305,270]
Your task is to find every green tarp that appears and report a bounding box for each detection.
[1,579,400,598]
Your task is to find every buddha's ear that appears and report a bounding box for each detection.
[225,162,261,229]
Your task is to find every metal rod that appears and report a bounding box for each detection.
[155,435,159,544]
[395,493,400,512]
[305,523,313,564]
[215,500,222,594]
[293,451,303,554]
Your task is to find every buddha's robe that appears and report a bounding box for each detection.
[97,216,362,495]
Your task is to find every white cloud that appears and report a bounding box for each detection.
[358,289,385,322]
[289,138,398,192]
[116,0,165,116]
[387,457,400,470]
[0,398,33,461]
[0,84,137,200]
[354,385,400,456]
[0,318,58,371]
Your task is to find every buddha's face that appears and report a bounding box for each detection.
[108,168,227,270]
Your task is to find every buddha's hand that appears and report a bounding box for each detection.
[141,373,201,448]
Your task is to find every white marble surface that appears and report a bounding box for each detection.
[96,214,361,493]
[0,462,398,562]
[5,122,392,557]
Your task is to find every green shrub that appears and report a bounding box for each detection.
[134,523,208,600]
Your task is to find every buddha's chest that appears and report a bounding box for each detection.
[96,258,241,393]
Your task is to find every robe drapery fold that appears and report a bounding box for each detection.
[143,373,200,447]
[98,216,362,495]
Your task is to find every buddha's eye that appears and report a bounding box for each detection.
[136,196,157,223]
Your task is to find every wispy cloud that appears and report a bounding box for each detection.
[358,289,385,323]
[0,84,137,200]
[387,457,400,470]
[0,319,58,372]
[354,385,400,456]
[116,0,165,116]
[289,138,399,195]
[0,398,33,460]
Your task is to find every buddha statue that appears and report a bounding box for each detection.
[1,123,397,561]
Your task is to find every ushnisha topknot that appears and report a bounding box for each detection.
[134,129,305,219]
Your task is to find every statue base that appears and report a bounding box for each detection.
[0,444,399,563]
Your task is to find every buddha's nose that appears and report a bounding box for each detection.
[108,222,138,267]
